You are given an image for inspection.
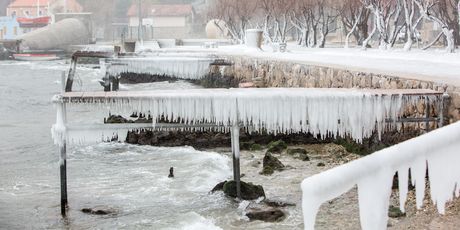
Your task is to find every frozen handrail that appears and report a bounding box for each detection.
[301,121,460,230]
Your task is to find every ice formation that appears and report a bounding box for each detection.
[52,88,435,146]
[301,121,460,230]
[106,57,214,80]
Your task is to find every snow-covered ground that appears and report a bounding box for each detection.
[154,45,460,88]
[217,45,460,88]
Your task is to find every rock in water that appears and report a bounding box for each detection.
[211,180,227,193]
[246,208,286,222]
[223,180,265,200]
[287,148,310,161]
[261,152,285,175]
[168,167,174,178]
[266,140,288,154]
[81,207,116,215]
[264,199,296,208]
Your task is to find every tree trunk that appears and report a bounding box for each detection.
[362,20,377,50]
[345,9,363,49]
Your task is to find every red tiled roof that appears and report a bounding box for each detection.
[8,0,52,7]
[8,0,81,10]
[127,4,193,17]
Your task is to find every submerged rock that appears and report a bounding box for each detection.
[223,180,265,200]
[81,207,117,216]
[266,140,288,154]
[261,152,285,175]
[287,148,310,161]
[264,199,296,208]
[246,208,286,222]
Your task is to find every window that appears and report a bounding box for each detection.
[3,26,6,35]
[12,11,17,17]
[39,10,42,16]
[25,11,30,16]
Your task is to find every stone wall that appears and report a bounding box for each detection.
[219,55,460,123]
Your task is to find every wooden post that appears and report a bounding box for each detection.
[231,123,242,199]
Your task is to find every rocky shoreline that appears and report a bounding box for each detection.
[106,114,422,156]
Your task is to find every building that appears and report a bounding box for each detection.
[0,0,14,16]
[6,0,82,18]
[127,3,196,39]
[0,16,23,39]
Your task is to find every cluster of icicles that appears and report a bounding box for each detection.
[52,88,434,146]
[301,121,460,230]
[106,57,214,80]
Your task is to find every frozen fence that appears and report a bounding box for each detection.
[52,88,440,146]
[301,121,460,230]
[106,57,214,80]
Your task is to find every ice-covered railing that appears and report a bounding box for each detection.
[52,88,439,146]
[301,121,460,230]
[106,56,214,80]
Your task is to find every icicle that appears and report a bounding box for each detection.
[301,121,460,230]
[107,57,213,80]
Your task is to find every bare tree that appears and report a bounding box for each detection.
[413,0,456,53]
[362,0,404,50]
[290,0,313,47]
[341,0,370,48]
[208,0,257,43]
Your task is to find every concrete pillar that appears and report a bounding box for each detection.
[245,29,263,49]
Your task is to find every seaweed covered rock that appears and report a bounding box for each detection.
[266,140,288,154]
[241,142,263,151]
[388,205,406,218]
[287,148,310,161]
[223,180,265,200]
[261,152,285,175]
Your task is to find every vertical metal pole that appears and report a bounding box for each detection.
[439,92,449,128]
[425,97,430,132]
[60,139,67,217]
[231,123,242,200]
[59,74,68,217]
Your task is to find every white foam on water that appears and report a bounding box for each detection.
[173,212,223,230]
